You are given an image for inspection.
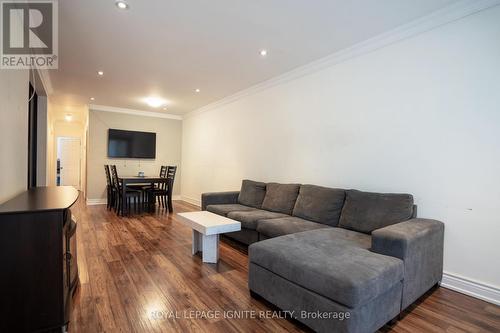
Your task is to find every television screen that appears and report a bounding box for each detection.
[108,129,156,159]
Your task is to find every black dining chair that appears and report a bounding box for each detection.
[145,166,168,211]
[127,177,150,209]
[165,166,177,212]
[110,165,142,215]
[104,165,116,210]
[146,165,177,212]
[142,166,167,209]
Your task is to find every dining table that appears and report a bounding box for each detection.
[118,175,173,215]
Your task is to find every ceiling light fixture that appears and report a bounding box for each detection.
[260,49,268,57]
[65,114,73,122]
[90,97,95,101]
[97,70,104,76]
[144,96,167,108]
[115,1,129,10]
[195,89,200,93]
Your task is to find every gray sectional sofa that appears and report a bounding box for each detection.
[202,180,444,333]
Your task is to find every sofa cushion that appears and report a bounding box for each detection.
[257,217,330,238]
[249,228,403,308]
[238,180,267,208]
[206,204,257,217]
[227,209,288,230]
[339,190,414,234]
[292,185,345,226]
[261,183,300,215]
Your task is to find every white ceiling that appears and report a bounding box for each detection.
[48,0,459,115]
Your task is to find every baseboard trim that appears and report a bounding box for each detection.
[180,195,201,207]
[86,198,107,205]
[441,272,500,306]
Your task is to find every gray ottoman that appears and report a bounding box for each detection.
[249,228,404,333]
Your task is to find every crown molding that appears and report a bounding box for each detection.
[184,0,500,119]
[36,68,54,95]
[89,104,182,120]
[29,67,53,97]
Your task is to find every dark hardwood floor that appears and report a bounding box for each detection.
[68,199,500,332]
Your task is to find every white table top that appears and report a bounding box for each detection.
[177,211,241,235]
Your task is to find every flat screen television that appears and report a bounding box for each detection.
[108,129,156,159]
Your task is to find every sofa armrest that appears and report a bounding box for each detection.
[201,191,240,210]
[371,218,444,260]
[371,218,444,309]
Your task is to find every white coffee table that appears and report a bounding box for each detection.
[177,211,241,263]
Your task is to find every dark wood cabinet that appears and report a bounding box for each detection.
[0,187,79,332]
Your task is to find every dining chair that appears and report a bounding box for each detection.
[110,165,142,215]
[147,165,177,212]
[127,177,150,209]
[104,165,116,210]
[145,166,168,210]
[165,166,177,212]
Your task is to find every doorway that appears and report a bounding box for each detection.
[56,137,81,189]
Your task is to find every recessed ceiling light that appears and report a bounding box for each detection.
[65,114,73,122]
[144,96,167,108]
[260,49,268,57]
[97,71,104,76]
[195,89,200,93]
[90,97,95,101]
[115,1,129,10]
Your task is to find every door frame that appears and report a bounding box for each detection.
[28,83,38,189]
[56,136,81,190]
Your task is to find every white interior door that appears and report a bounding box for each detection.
[57,137,81,189]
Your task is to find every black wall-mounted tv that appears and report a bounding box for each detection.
[108,129,156,159]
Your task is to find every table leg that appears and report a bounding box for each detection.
[122,180,127,216]
[147,182,154,212]
[192,230,202,255]
[202,234,219,263]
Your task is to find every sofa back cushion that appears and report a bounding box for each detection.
[292,185,345,226]
[339,190,414,234]
[238,180,267,208]
[261,183,300,215]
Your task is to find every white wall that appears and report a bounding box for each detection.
[0,70,28,203]
[182,6,500,293]
[87,110,182,201]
